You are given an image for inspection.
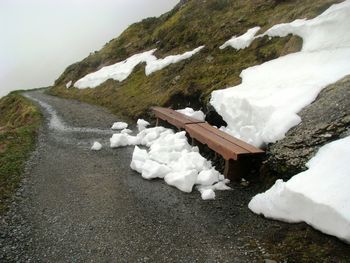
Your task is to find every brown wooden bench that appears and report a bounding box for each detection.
[151,107,264,181]
[185,123,264,181]
[152,106,205,129]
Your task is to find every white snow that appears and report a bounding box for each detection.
[121,128,133,134]
[176,107,206,121]
[249,136,350,243]
[66,80,72,88]
[145,46,204,75]
[111,122,128,130]
[220,26,261,50]
[91,141,102,151]
[110,133,139,148]
[211,0,350,148]
[137,119,150,132]
[74,46,204,89]
[199,188,216,200]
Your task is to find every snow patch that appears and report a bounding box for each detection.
[211,0,350,148]
[249,136,350,243]
[66,80,72,88]
[91,141,102,151]
[74,46,204,89]
[220,26,261,50]
[145,46,204,75]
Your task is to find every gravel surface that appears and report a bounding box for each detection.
[1,90,347,262]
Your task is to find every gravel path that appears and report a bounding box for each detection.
[1,90,346,262]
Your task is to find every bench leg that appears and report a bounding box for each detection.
[156,118,159,127]
[224,159,246,182]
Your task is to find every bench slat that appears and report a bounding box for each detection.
[197,123,264,154]
[186,124,250,160]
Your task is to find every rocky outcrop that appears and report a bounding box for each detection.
[262,75,350,181]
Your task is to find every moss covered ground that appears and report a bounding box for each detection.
[0,92,42,214]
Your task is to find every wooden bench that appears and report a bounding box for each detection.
[152,106,205,129]
[151,107,264,181]
[185,123,264,181]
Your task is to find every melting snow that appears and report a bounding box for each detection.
[220,26,261,50]
[211,0,350,148]
[74,46,204,89]
[249,136,350,243]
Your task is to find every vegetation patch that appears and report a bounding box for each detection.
[0,92,42,214]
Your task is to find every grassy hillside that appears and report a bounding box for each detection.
[0,92,42,213]
[49,0,340,122]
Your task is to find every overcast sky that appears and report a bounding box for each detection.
[0,0,178,97]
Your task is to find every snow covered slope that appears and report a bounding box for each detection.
[74,46,204,89]
[211,0,350,148]
[249,136,350,243]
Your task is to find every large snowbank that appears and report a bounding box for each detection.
[249,136,350,243]
[176,107,206,121]
[220,27,261,50]
[211,0,350,148]
[74,46,204,89]
[109,121,230,199]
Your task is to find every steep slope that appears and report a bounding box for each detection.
[49,0,340,121]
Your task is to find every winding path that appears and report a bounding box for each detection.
[0,91,282,262]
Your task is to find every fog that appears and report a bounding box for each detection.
[0,0,178,97]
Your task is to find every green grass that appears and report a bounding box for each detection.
[0,92,42,214]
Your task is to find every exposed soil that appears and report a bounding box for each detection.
[0,90,348,262]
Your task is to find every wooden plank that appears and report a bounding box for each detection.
[185,124,250,160]
[152,107,205,129]
[197,123,264,154]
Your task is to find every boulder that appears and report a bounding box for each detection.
[263,75,350,181]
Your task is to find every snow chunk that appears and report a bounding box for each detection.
[249,136,350,243]
[66,80,72,88]
[141,160,171,180]
[91,141,102,151]
[74,46,204,89]
[137,119,150,132]
[145,46,204,75]
[196,169,220,186]
[130,146,149,173]
[199,189,216,200]
[176,107,206,121]
[164,170,198,193]
[121,129,133,134]
[111,122,128,130]
[211,1,350,147]
[110,133,139,148]
[220,27,261,50]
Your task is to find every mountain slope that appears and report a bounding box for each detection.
[49,0,340,121]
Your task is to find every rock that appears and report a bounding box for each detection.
[205,104,227,128]
[263,75,350,181]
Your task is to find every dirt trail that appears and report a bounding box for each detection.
[1,91,348,262]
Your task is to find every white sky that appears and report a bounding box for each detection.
[0,0,178,97]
